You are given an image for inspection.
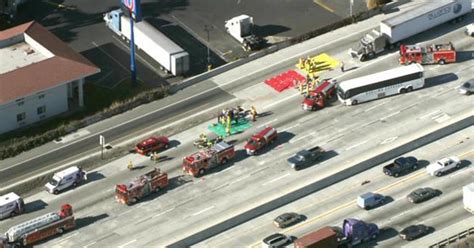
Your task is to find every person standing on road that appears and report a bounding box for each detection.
[340,62,345,72]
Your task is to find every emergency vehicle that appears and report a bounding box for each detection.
[115,168,168,205]
[135,136,169,155]
[0,193,24,220]
[399,43,456,65]
[301,80,337,111]
[182,142,235,177]
[44,166,87,194]
[244,126,277,155]
[1,204,75,247]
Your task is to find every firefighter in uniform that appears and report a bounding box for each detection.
[226,115,232,136]
[250,106,257,121]
[127,160,134,170]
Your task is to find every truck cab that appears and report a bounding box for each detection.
[45,166,87,194]
[244,127,277,155]
[287,146,325,170]
[0,193,24,220]
[383,156,418,177]
[342,218,379,245]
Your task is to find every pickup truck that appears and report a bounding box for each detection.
[287,146,325,170]
[383,156,418,177]
[426,156,461,176]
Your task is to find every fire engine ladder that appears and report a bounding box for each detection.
[7,212,60,240]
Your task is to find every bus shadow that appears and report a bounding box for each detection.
[424,73,458,89]
[456,51,474,63]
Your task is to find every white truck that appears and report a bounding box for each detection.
[463,183,474,214]
[426,156,461,176]
[44,166,87,194]
[0,193,24,220]
[225,15,265,51]
[104,9,189,76]
[350,0,471,61]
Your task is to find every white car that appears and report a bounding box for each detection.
[466,24,474,37]
[426,157,461,176]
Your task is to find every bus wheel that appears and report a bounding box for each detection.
[407,87,413,92]
[352,100,358,105]
[400,88,407,94]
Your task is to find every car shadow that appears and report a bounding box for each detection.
[168,139,181,148]
[24,199,48,213]
[380,196,395,207]
[258,110,274,118]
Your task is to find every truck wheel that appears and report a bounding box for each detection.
[412,164,417,170]
[372,234,377,239]
[57,228,65,234]
[368,52,375,58]
[435,171,442,177]
[155,186,161,193]
[360,55,367,62]
[394,173,399,177]
[352,100,358,105]
[221,158,228,164]
[53,189,59,194]
[73,182,78,188]
[164,144,169,149]
[10,211,16,217]
[199,169,205,176]
[439,59,445,65]
[455,163,461,169]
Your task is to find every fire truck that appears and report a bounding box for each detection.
[302,80,337,111]
[1,204,75,247]
[244,126,277,155]
[115,168,169,205]
[182,141,235,177]
[399,43,456,65]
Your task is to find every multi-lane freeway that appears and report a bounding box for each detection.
[0,1,473,247]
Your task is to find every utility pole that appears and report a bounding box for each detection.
[204,24,213,71]
[350,0,354,18]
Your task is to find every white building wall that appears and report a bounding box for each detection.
[0,84,68,134]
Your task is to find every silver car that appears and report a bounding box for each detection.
[261,233,291,248]
[458,78,474,95]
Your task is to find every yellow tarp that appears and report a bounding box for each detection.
[296,53,341,77]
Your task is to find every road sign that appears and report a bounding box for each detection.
[99,135,105,145]
[121,0,142,22]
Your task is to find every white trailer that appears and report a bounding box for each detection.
[350,0,472,61]
[225,15,265,51]
[463,183,474,214]
[104,9,189,76]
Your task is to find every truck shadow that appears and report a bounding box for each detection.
[85,171,106,184]
[24,199,48,213]
[456,50,474,63]
[424,73,458,89]
[372,227,399,242]
[440,159,471,176]
[140,175,193,203]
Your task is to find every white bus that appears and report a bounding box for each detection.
[337,64,424,105]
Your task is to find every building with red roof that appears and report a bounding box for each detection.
[0,21,100,134]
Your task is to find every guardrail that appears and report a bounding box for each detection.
[430,227,474,248]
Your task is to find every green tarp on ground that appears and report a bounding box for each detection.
[208,118,252,137]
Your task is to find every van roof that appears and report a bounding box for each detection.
[54,166,80,179]
[0,192,20,206]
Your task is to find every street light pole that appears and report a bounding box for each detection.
[204,25,213,71]
[350,0,354,18]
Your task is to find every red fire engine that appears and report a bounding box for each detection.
[301,80,337,111]
[1,204,75,247]
[182,141,235,177]
[135,136,169,155]
[244,126,277,155]
[399,43,456,65]
[115,168,168,205]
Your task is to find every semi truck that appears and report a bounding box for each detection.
[244,126,277,155]
[182,141,235,177]
[115,168,168,205]
[463,182,474,214]
[104,9,189,76]
[225,15,265,51]
[301,80,337,111]
[1,204,75,247]
[294,218,379,248]
[286,146,325,170]
[350,0,471,61]
[399,43,456,65]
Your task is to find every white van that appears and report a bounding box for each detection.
[44,166,87,194]
[0,193,24,220]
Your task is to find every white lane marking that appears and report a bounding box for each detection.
[84,241,97,248]
[364,101,388,112]
[263,92,299,109]
[345,140,367,151]
[419,110,441,119]
[192,206,215,216]
[262,173,291,186]
[280,124,299,132]
[153,208,175,218]
[258,118,278,128]
[449,167,472,178]
[118,239,137,248]
[118,209,132,217]
[290,132,316,144]
[136,201,152,208]
[219,166,234,173]
[380,136,398,145]
[57,232,79,243]
[380,111,400,121]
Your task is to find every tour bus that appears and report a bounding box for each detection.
[337,64,424,105]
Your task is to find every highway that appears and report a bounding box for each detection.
[0,2,473,247]
[197,127,474,247]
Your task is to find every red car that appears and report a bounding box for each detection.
[135,136,169,155]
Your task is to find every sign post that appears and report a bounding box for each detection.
[121,0,142,87]
[99,135,105,159]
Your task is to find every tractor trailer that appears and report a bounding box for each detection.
[464,183,474,214]
[350,0,471,61]
[104,9,189,76]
